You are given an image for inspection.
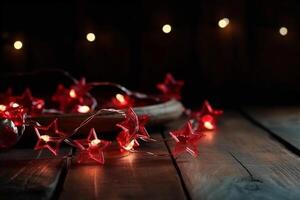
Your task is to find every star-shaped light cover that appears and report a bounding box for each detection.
[74,128,111,164]
[192,100,223,131]
[111,93,133,109]
[0,106,26,126]
[157,73,184,100]
[116,107,150,151]
[169,121,203,157]
[52,78,94,113]
[52,84,71,111]
[9,89,45,116]
[70,78,92,100]
[34,119,66,155]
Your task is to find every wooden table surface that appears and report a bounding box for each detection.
[1,109,300,200]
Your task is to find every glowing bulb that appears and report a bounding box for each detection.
[10,102,20,108]
[36,102,43,110]
[204,121,214,130]
[14,41,23,50]
[77,105,90,113]
[201,115,215,130]
[162,24,172,34]
[41,135,50,142]
[90,139,101,146]
[0,105,7,111]
[279,27,288,36]
[116,94,126,104]
[69,89,77,98]
[218,18,230,28]
[124,140,135,151]
[86,33,96,42]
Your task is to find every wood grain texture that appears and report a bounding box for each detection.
[242,106,300,151]
[59,133,187,200]
[0,148,71,200]
[164,111,300,200]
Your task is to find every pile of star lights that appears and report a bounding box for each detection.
[0,72,222,164]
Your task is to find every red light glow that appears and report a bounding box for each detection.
[201,115,215,130]
[40,135,50,142]
[116,94,126,105]
[123,140,135,151]
[0,105,7,112]
[90,139,101,146]
[112,94,132,108]
[10,102,20,108]
[69,89,77,98]
[77,105,90,113]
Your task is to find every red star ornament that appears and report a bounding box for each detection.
[69,78,92,101]
[0,106,26,126]
[111,93,133,109]
[193,100,223,131]
[156,73,184,100]
[74,128,111,164]
[116,108,151,151]
[116,128,140,152]
[34,119,65,155]
[52,79,94,113]
[11,89,45,116]
[169,121,203,157]
[52,84,72,111]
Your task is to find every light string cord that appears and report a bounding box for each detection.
[89,82,161,102]
[1,68,163,108]
[1,68,198,160]
[25,108,125,148]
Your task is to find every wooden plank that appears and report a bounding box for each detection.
[0,158,68,200]
[242,106,300,151]
[0,148,71,160]
[164,111,300,200]
[59,133,187,200]
[0,147,71,200]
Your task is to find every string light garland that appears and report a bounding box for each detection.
[0,70,223,164]
[3,19,291,54]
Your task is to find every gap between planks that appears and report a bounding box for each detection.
[239,107,300,157]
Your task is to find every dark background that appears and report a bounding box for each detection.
[1,0,300,107]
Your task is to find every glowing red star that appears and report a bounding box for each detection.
[169,122,203,157]
[116,108,151,151]
[52,78,94,113]
[52,84,71,111]
[52,84,77,112]
[111,93,133,109]
[192,100,223,131]
[11,89,45,116]
[34,119,65,155]
[116,129,140,152]
[198,100,223,116]
[0,106,26,126]
[157,73,184,100]
[74,128,111,164]
[70,78,92,101]
[52,81,94,113]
